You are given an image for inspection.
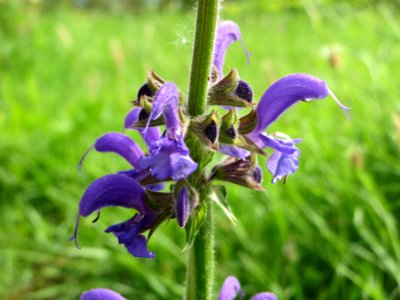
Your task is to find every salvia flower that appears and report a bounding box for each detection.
[73,19,349,258]
[209,20,350,184]
[72,82,196,258]
[219,276,277,300]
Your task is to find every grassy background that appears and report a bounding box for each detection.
[1,1,400,299]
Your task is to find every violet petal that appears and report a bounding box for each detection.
[248,132,301,154]
[267,148,300,184]
[125,235,155,258]
[80,288,126,300]
[94,133,143,169]
[139,137,198,181]
[213,21,250,77]
[250,292,278,300]
[256,73,329,131]
[219,145,250,160]
[124,107,141,129]
[79,174,145,217]
[218,276,242,300]
[124,108,161,147]
[145,82,180,139]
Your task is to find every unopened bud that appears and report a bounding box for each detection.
[173,182,199,227]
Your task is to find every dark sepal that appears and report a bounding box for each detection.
[189,110,220,148]
[235,135,266,156]
[145,190,174,212]
[184,131,215,171]
[147,209,173,240]
[219,109,239,145]
[207,69,255,108]
[209,154,265,191]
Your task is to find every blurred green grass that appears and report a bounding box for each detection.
[1,1,400,299]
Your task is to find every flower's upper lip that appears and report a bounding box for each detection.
[213,20,250,78]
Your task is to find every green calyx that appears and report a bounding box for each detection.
[219,109,239,144]
[209,154,264,191]
[189,110,220,148]
[207,69,255,108]
[238,109,259,134]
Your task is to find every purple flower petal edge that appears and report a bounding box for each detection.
[250,292,278,300]
[124,107,161,147]
[218,276,242,300]
[267,148,299,184]
[213,21,250,77]
[94,132,144,169]
[79,174,146,217]
[140,136,198,181]
[256,73,330,131]
[80,288,126,300]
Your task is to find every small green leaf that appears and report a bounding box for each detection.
[183,201,207,250]
[211,185,237,224]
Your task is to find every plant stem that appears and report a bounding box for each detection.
[187,0,219,116]
[186,192,214,300]
[185,1,219,299]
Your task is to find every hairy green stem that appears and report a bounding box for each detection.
[187,0,219,116]
[185,1,219,298]
[186,192,214,300]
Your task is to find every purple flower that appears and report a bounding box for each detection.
[212,21,350,183]
[213,21,250,78]
[73,133,166,258]
[80,288,126,300]
[139,82,198,180]
[124,107,161,147]
[248,73,350,183]
[219,276,277,300]
[140,135,198,181]
[71,174,157,258]
[73,82,198,258]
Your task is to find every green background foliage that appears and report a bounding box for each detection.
[1,0,400,299]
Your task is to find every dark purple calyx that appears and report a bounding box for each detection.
[175,187,191,227]
[204,119,218,144]
[225,125,237,139]
[138,109,150,121]
[235,80,253,103]
[137,83,154,100]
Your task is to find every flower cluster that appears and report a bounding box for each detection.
[71,20,349,258]
[80,276,276,300]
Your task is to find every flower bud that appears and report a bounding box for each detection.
[173,182,199,228]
